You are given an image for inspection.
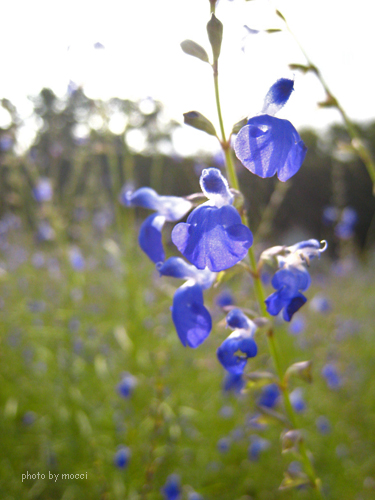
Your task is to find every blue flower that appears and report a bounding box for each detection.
[335,207,358,240]
[290,388,306,413]
[120,186,192,264]
[217,309,257,375]
[157,257,215,348]
[258,383,280,409]
[172,168,253,272]
[161,474,181,500]
[222,372,245,394]
[248,435,270,461]
[116,373,137,398]
[33,178,53,203]
[114,446,131,469]
[264,240,327,322]
[234,79,307,182]
[322,363,341,389]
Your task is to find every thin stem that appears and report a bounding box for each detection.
[280,10,375,194]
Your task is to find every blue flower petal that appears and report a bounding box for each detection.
[234,114,307,182]
[283,293,307,321]
[199,168,233,206]
[138,214,165,263]
[262,78,294,116]
[271,266,311,296]
[226,308,254,331]
[217,333,257,375]
[121,186,161,210]
[172,204,253,272]
[171,284,212,348]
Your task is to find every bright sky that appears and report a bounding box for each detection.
[1,0,374,156]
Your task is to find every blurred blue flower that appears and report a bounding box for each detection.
[248,435,270,461]
[215,289,234,308]
[290,388,306,413]
[309,294,332,314]
[161,474,181,500]
[316,416,331,435]
[335,207,358,240]
[222,372,245,394]
[69,247,85,271]
[157,257,215,348]
[234,79,307,182]
[217,437,231,453]
[120,186,192,264]
[117,373,137,398]
[258,384,280,408]
[172,168,253,272]
[188,492,204,500]
[322,363,342,389]
[114,445,130,469]
[217,309,257,375]
[288,314,306,335]
[265,240,327,321]
[33,178,53,203]
[36,221,55,242]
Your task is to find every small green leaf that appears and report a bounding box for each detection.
[183,111,217,136]
[265,29,282,33]
[279,471,310,490]
[231,117,248,135]
[207,14,223,61]
[318,94,338,108]
[180,40,210,63]
[281,429,303,453]
[284,360,313,384]
[289,63,317,74]
[275,10,286,21]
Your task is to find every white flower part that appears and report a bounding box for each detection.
[280,240,328,268]
[199,168,233,208]
[156,196,193,221]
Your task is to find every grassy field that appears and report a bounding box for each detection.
[0,217,375,500]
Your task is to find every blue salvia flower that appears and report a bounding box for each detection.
[222,372,245,394]
[114,445,131,469]
[161,474,181,500]
[157,257,215,348]
[33,178,53,203]
[172,168,253,272]
[217,309,257,375]
[116,373,137,398]
[258,383,280,408]
[120,186,192,264]
[264,240,327,322]
[290,388,306,413]
[335,207,358,240]
[234,78,307,181]
[322,363,342,389]
[248,435,270,461]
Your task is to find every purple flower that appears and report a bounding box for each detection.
[264,240,327,321]
[157,257,215,348]
[120,186,192,264]
[234,79,307,181]
[217,309,257,375]
[172,168,253,272]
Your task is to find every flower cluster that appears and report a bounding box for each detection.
[262,240,327,322]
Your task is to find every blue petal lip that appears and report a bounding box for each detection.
[262,78,294,115]
[226,308,253,331]
[138,214,165,264]
[122,186,160,210]
[234,114,307,182]
[172,204,253,272]
[171,284,212,348]
[217,334,258,375]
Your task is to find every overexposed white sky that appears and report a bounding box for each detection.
[1,0,374,155]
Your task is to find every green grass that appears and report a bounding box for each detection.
[1,228,375,500]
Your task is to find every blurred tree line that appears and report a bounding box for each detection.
[0,87,374,255]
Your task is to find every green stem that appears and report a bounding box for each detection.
[280,11,375,194]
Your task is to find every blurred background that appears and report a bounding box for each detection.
[1,0,375,499]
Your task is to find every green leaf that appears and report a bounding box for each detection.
[279,471,310,490]
[265,29,282,33]
[289,63,317,74]
[183,111,217,136]
[231,117,248,135]
[275,9,286,21]
[284,360,313,384]
[180,40,210,63]
[207,14,223,61]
